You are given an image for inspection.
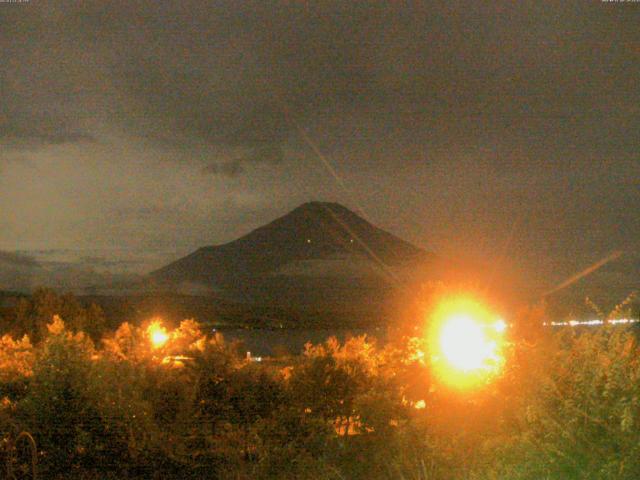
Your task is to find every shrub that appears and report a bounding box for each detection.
[19,316,106,473]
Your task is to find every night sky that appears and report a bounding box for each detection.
[0,1,638,293]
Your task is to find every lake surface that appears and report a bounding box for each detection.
[215,326,387,357]
[216,319,640,357]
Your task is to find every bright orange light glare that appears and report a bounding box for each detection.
[147,321,169,348]
[439,314,497,372]
[427,296,506,389]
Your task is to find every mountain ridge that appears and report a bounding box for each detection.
[150,202,432,303]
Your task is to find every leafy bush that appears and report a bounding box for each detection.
[494,326,640,480]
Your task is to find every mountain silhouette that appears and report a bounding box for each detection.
[151,202,432,306]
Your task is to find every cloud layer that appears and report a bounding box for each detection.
[0,1,638,291]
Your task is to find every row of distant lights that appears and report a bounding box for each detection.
[544,318,639,327]
[306,238,355,243]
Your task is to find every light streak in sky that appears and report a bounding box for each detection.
[543,250,624,297]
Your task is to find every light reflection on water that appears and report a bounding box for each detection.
[544,318,638,327]
[218,319,639,357]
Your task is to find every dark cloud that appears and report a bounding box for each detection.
[202,160,244,177]
[0,251,39,268]
[1,129,95,150]
[243,144,284,164]
[202,144,284,176]
[0,6,93,149]
[4,1,636,158]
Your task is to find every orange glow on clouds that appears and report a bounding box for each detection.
[426,296,506,389]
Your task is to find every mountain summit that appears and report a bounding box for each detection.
[151,202,431,305]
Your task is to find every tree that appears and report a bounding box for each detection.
[7,288,106,342]
[19,316,103,473]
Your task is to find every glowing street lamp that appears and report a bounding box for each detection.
[147,320,169,348]
[426,296,507,389]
